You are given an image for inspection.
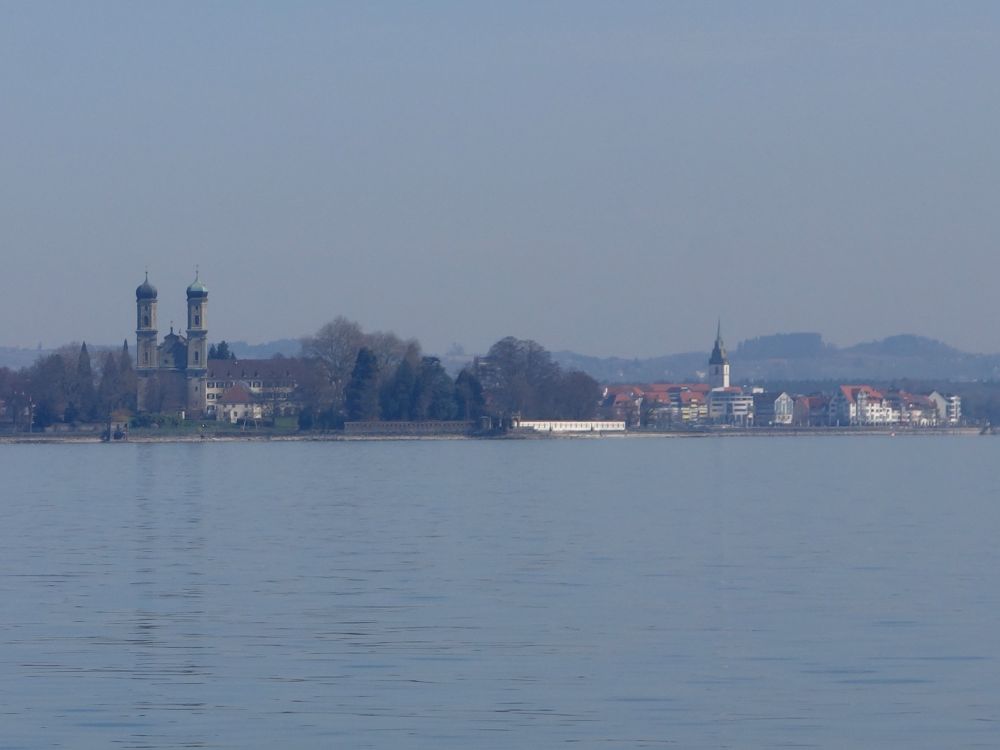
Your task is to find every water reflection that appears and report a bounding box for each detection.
[121,444,208,747]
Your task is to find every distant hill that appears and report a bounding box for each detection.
[120,333,1000,383]
[553,333,1000,384]
[5,333,1000,384]
[844,334,961,358]
[227,339,301,359]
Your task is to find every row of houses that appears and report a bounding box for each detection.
[598,327,963,429]
[600,382,962,428]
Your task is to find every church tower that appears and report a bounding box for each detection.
[135,273,159,370]
[708,320,730,389]
[185,271,208,369]
[185,271,209,414]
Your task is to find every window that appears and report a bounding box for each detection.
[195,314,200,326]
[194,351,200,363]
[143,352,148,364]
[143,315,149,327]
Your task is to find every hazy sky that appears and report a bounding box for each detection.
[2,2,999,357]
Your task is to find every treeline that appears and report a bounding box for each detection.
[0,342,136,429]
[295,318,600,429]
[0,317,602,431]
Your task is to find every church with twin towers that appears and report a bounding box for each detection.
[134,271,209,415]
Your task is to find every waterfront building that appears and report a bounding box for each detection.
[828,385,900,426]
[215,383,262,424]
[599,385,644,427]
[928,391,962,425]
[887,391,939,426]
[753,391,794,426]
[513,419,626,433]
[205,358,309,419]
[707,386,754,425]
[135,272,208,415]
[792,395,830,427]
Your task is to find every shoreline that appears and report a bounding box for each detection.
[0,426,985,445]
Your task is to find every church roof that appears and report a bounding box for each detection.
[709,321,728,365]
[217,384,256,405]
[136,273,157,300]
[206,357,311,381]
[187,272,208,298]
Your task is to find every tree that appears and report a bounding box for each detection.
[118,340,137,412]
[380,358,417,420]
[300,317,366,413]
[478,337,600,420]
[345,347,380,421]
[97,352,123,417]
[366,332,420,382]
[481,337,561,418]
[209,341,236,360]
[413,357,456,421]
[555,370,601,420]
[454,368,486,421]
[300,318,423,425]
[26,354,68,428]
[71,342,97,421]
[0,368,31,430]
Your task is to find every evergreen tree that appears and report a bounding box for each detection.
[97,352,123,417]
[345,347,380,421]
[27,354,68,428]
[209,341,236,360]
[119,340,137,412]
[74,342,97,421]
[413,357,456,420]
[454,369,486,420]
[380,358,417,420]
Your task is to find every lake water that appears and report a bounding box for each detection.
[1,436,999,748]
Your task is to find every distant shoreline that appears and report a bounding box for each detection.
[0,427,984,444]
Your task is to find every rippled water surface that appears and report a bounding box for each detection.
[2,437,999,748]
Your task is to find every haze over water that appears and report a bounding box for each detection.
[1,437,998,748]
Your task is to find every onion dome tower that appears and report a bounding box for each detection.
[135,272,159,370]
[185,270,208,370]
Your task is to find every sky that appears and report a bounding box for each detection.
[1,2,999,357]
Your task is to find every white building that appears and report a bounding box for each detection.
[753,391,794,425]
[928,391,962,425]
[513,420,626,433]
[829,385,900,426]
[707,387,754,425]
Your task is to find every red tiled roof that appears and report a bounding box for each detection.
[644,392,672,404]
[838,385,883,402]
[678,391,705,405]
[207,357,311,381]
[217,384,256,405]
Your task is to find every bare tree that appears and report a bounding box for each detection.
[300,317,421,420]
[300,317,366,408]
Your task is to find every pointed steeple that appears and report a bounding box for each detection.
[709,319,727,365]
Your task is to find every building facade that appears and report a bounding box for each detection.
[135,272,209,416]
[205,358,310,419]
